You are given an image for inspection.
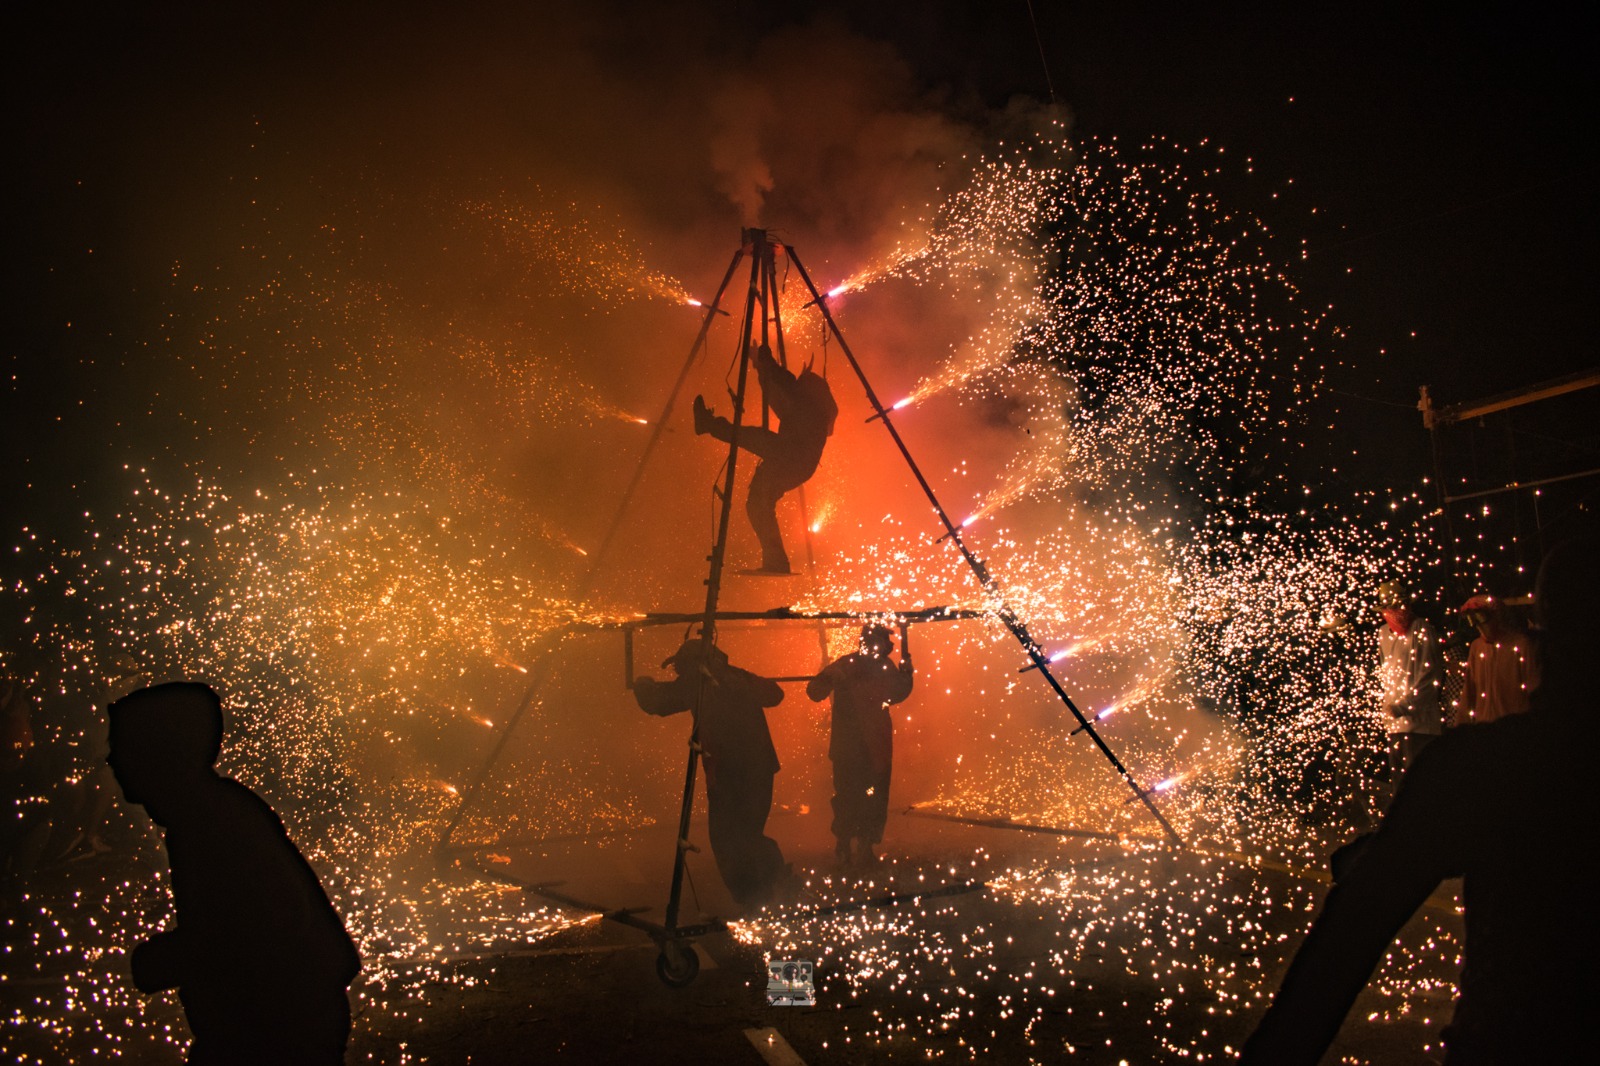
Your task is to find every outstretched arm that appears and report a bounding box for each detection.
[634,676,692,717]
[806,660,839,702]
[746,670,784,708]
[880,623,913,702]
[130,930,188,992]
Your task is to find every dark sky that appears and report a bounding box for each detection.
[6,1,1596,504]
[849,1,1598,407]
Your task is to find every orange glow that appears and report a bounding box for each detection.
[488,652,529,674]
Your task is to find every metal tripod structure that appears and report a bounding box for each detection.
[440,228,1180,985]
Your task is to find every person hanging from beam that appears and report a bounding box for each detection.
[634,639,789,909]
[807,621,914,866]
[693,344,837,574]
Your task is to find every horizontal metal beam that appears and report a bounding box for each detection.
[1421,367,1600,428]
[614,606,988,629]
[1442,463,1600,504]
[904,805,1172,848]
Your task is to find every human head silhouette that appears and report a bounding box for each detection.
[1458,592,1503,638]
[661,638,728,678]
[860,624,894,657]
[106,682,223,819]
[1533,536,1600,667]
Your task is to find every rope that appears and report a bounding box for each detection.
[709,455,730,559]
[1023,0,1058,104]
[684,859,701,913]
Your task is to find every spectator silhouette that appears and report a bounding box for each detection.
[1454,592,1539,724]
[1240,538,1600,1064]
[106,682,359,1065]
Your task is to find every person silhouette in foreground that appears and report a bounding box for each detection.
[1240,537,1600,1065]
[634,639,788,908]
[807,622,914,865]
[693,343,838,573]
[106,682,360,1065]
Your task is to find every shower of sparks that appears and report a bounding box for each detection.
[469,198,698,309]
[2,127,1495,1062]
[729,844,1460,1062]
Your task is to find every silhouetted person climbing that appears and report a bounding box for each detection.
[1240,537,1600,1065]
[807,622,914,865]
[106,682,360,1065]
[693,344,837,574]
[634,639,788,908]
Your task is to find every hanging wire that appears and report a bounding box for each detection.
[819,304,831,379]
[708,454,731,566]
[721,333,742,403]
[1023,0,1059,104]
[684,861,701,913]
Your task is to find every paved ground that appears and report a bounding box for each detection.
[353,806,1461,1065]
[5,805,1462,1065]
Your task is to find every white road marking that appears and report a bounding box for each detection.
[744,1027,808,1066]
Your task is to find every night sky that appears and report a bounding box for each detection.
[6,1,1597,509]
[853,2,1599,501]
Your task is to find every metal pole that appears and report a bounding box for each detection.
[1507,419,1525,582]
[1421,385,1464,606]
[783,245,1182,847]
[766,249,827,659]
[665,230,768,931]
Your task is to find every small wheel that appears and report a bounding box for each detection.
[655,942,701,987]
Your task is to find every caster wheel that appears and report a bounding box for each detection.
[655,943,701,987]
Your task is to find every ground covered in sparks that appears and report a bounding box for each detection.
[5,809,1464,1065]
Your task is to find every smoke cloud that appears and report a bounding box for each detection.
[10,0,1310,918]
